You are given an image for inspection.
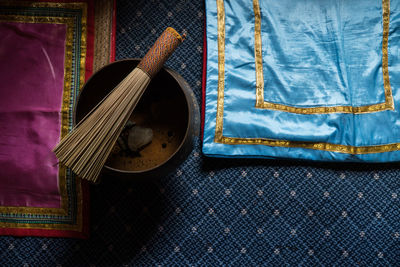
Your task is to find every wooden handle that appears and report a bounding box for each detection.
[137,27,184,78]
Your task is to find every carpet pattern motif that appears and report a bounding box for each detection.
[0,0,399,266]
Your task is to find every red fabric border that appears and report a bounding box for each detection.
[84,0,95,80]
[0,0,99,239]
[0,226,87,239]
[110,0,117,62]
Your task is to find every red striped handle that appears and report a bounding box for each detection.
[137,27,184,78]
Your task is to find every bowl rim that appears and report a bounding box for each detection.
[74,58,193,174]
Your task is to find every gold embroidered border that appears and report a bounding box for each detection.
[0,217,83,231]
[0,1,87,10]
[253,0,394,114]
[93,0,114,71]
[0,8,86,231]
[215,0,400,154]
[253,0,264,108]
[214,0,226,143]
[219,136,400,154]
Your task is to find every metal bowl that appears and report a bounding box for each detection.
[74,59,200,179]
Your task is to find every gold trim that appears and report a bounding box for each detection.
[214,0,226,143]
[0,1,87,9]
[93,0,114,71]
[215,0,400,154]
[0,4,86,232]
[0,220,82,231]
[253,0,264,107]
[219,136,400,155]
[253,0,394,114]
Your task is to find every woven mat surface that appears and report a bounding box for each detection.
[1,0,400,266]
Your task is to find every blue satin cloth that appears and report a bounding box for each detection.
[203,0,400,162]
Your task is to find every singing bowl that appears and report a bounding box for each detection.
[74,59,200,179]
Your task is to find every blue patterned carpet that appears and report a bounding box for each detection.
[1,0,400,266]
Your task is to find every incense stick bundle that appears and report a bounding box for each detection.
[54,27,184,183]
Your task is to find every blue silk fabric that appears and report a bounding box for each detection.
[203,0,400,162]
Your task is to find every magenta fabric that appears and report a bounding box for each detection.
[0,22,67,208]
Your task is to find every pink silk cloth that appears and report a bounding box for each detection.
[0,22,66,208]
[0,0,116,238]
